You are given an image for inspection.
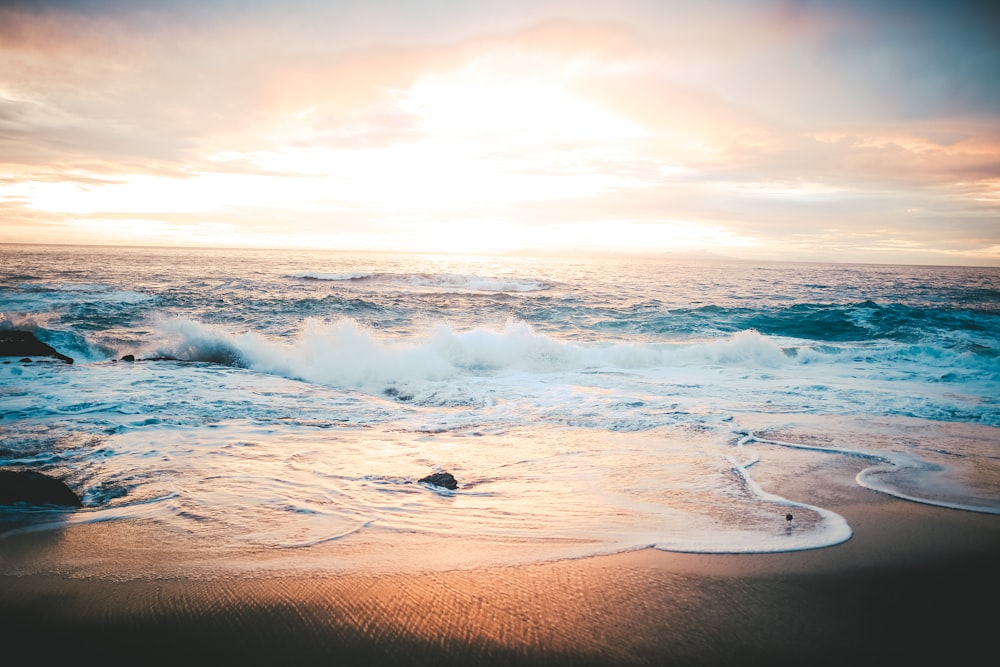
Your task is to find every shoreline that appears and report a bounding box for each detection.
[2,475,999,665]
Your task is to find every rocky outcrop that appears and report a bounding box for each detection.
[0,469,83,507]
[0,330,73,364]
[418,471,458,490]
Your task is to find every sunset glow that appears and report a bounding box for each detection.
[1,1,997,264]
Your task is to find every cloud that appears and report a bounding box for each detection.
[0,1,997,263]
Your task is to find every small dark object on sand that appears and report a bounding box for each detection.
[786,513,793,526]
[419,472,458,490]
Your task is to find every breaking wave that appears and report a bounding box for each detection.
[141,316,998,406]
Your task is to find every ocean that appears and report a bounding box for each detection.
[2,244,998,577]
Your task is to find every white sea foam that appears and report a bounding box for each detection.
[743,428,1000,516]
[0,311,62,330]
[137,316,1000,426]
[148,317,792,382]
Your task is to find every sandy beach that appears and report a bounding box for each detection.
[3,454,998,667]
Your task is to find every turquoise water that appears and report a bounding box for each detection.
[2,244,998,575]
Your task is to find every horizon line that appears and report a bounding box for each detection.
[3,240,998,269]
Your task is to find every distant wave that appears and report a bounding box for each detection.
[291,271,548,293]
[291,272,372,282]
[39,282,154,305]
[676,301,1000,344]
[396,273,549,293]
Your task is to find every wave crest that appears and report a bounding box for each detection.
[144,318,796,391]
[291,271,548,293]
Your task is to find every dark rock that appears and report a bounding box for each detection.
[383,386,413,402]
[0,330,73,364]
[0,469,83,507]
[121,354,135,362]
[418,471,458,490]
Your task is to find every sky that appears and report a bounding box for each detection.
[1,0,998,265]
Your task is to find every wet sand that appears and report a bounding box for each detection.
[2,464,999,666]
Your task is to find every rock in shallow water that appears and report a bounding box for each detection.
[418,472,458,490]
[0,469,83,507]
[0,330,73,364]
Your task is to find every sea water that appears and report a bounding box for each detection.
[1,244,998,575]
